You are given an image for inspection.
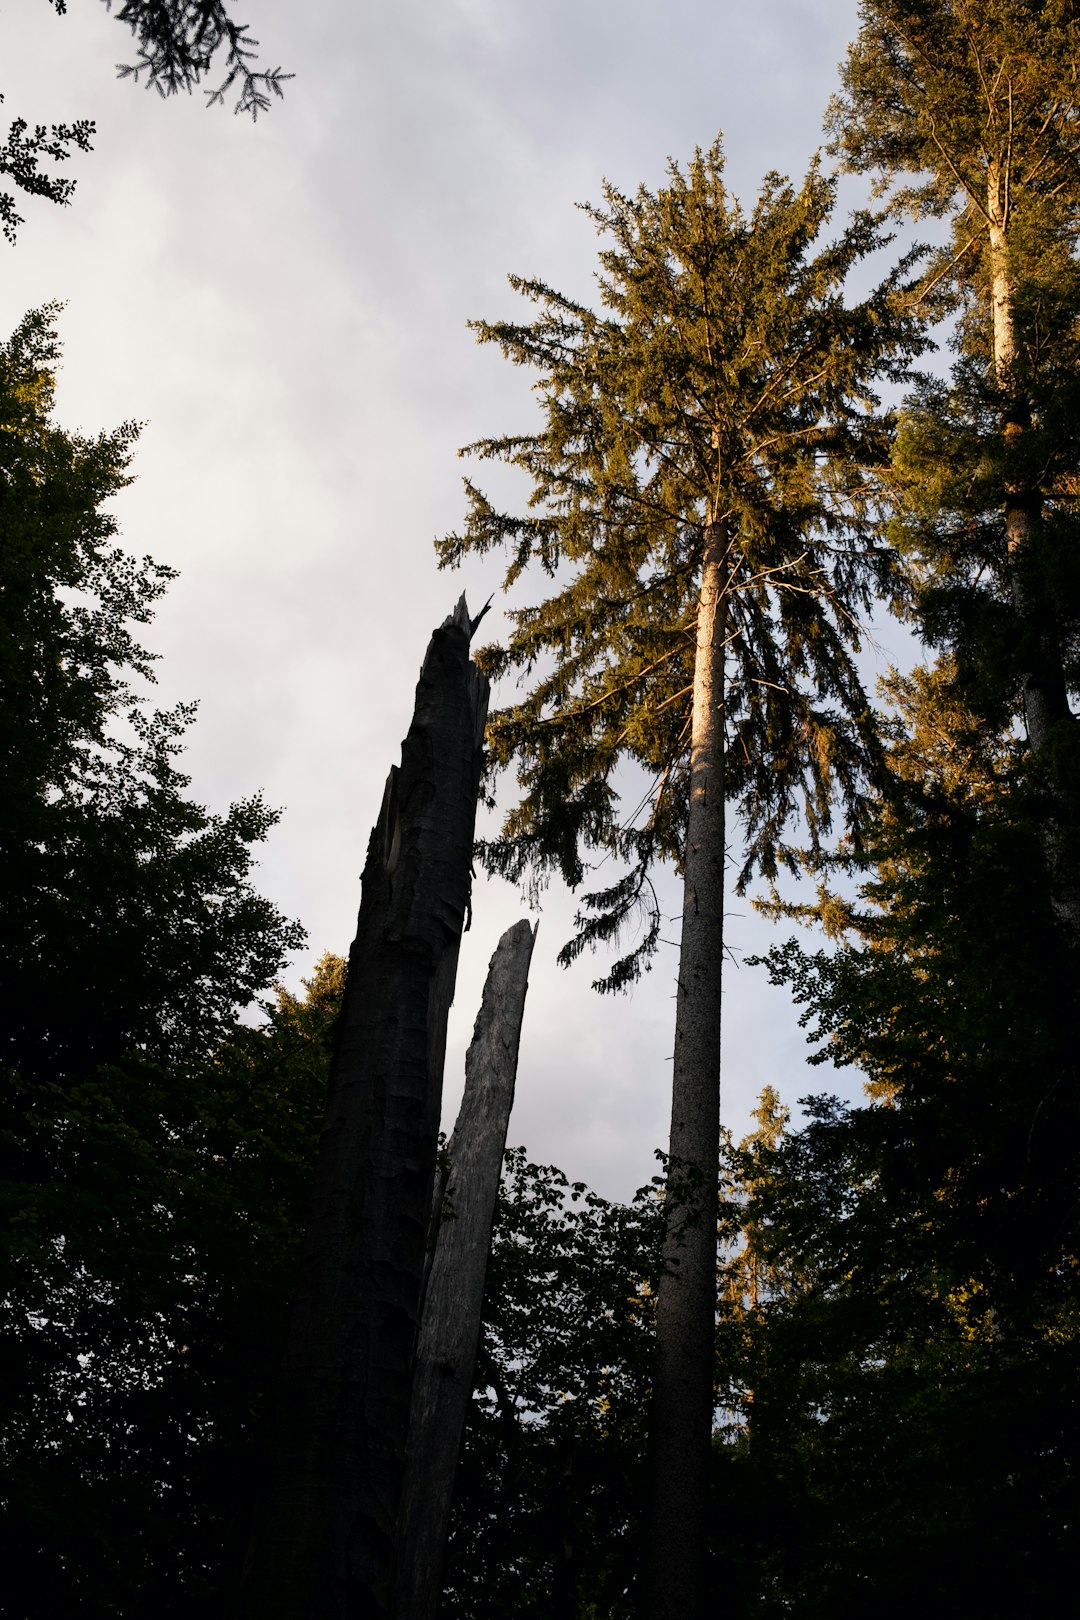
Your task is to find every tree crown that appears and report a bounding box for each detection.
[442,140,923,986]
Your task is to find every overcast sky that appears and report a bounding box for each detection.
[4,0,909,1201]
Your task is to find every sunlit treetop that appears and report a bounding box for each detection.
[827,0,1080,287]
[441,140,925,988]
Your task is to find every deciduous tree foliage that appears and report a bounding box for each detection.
[441,1149,664,1620]
[0,88,92,244]
[0,307,299,1082]
[2,967,338,1618]
[0,308,310,1617]
[441,138,922,1617]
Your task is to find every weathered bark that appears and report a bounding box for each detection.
[237,598,489,1620]
[394,917,536,1620]
[641,524,727,1620]
[988,177,1080,933]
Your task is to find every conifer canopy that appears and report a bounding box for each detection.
[442,139,923,986]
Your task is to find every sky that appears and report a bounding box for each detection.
[2,0,910,1202]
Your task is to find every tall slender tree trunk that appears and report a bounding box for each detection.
[237,599,489,1620]
[987,174,1079,931]
[395,918,536,1620]
[641,523,727,1620]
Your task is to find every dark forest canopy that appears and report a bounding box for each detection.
[3,3,1080,1615]
[0,308,310,1609]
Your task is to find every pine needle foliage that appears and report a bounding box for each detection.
[829,0,1080,923]
[2,2,290,243]
[440,140,924,989]
[744,650,1080,1614]
[828,0,1080,239]
[110,0,293,118]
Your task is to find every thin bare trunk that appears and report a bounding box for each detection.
[395,918,536,1620]
[988,177,1079,931]
[641,524,727,1620]
[236,599,489,1620]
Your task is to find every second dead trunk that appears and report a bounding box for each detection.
[641,523,728,1620]
[395,918,536,1620]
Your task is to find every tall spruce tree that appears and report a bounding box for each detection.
[440,141,921,1617]
[828,0,1080,930]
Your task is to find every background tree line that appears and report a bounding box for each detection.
[3,1,1079,1615]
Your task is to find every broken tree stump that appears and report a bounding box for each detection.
[238,597,489,1620]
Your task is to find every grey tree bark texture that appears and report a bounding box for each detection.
[394,917,537,1620]
[641,525,727,1620]
[237,598,490,1620]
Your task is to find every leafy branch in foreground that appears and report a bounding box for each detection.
[0,90,93,242]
